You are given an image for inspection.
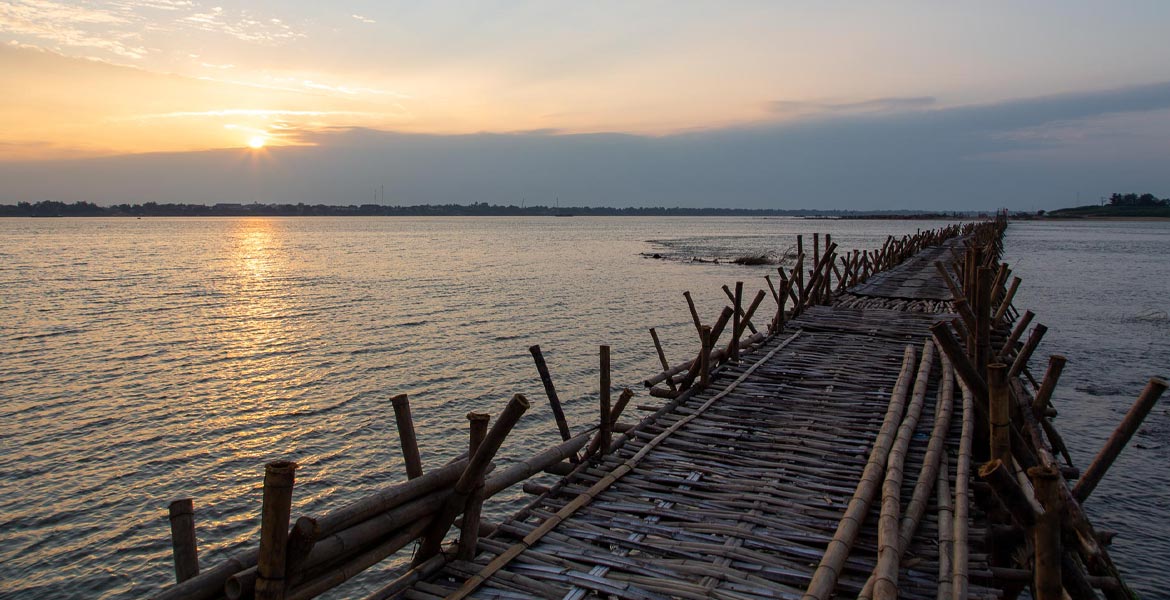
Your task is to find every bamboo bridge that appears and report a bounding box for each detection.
[155,218,1165,600]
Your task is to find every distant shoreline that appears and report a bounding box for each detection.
[0,201,981,219]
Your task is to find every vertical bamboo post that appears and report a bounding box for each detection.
[1073,378,1168,502]
[1008,324,1047,379]
[168,499,199,583]
[255,461,297,600]
[390,394,423,479]
[730,282,742,362]
[599,345,612,456]
[528,345,573,442]
[648,328,677,393]
[457,413,490,560]
[1029,466,1063,600]
[988,363,1011,466]
[699,325,712,387]
[812,233,820,284]
[795,234,806,307]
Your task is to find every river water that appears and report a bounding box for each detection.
[0,217,1165,598]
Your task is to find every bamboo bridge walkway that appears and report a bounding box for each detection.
[405,239,992,600]
[155,220,1162,600]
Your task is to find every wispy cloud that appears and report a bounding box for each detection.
[766,96,937,117]
[0,0,147,59]
[119,108,369,121]
[351,14,376,24]
[0,0,303,63]
[180,6,303,44]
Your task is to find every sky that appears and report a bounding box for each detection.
[2,1,1170,210]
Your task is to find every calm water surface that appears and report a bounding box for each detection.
[0,217,1165,598]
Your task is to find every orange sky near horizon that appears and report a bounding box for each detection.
[3,2,1170,161]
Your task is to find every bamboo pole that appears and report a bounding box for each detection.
[152,550,257,600]
[648,328,677,393]
[361,554,447,600]
[953,381,973,600]
[935,261,964,301]
[802,344,918,600]
[415,394,529,563]
[699,325,712,387]
[1030,466,1063,600]
[390,394,423,480]
[598,345,613,456]
[993,277,1021,323]
[609,388,634,428]
[988,363,1011,466]
[730,282,742,361]
[1072,377,1168,502]
[872,340,936,600]
[457,412,490,561]
[1033,354,1066,418]
[976,267,993,374]
[1008,324,1047,379]
[999,310,1035,359]
[312,458,468,538]
[862,356,953,600]
[936,451,953,600]
[683,291,703,339]
[284,520,429,600]
[528,345,573,442]
[255,461,297,600]
[168,499,199,583]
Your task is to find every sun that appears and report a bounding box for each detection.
[248,136,266,149]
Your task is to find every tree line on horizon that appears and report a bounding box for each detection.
[0,200,978,219]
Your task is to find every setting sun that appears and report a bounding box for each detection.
[248,136,266,149]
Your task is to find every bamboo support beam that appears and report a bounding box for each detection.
[528,345,573,443]
[390,394,423,480]
[993,277,1021,323]
[1072,377,1168,502]
[255,461,297,600]
[999,310,1035,359]
[683,291,703,339]
[647,328,677,393]
[1008,324,1048,379]
[168,499,199,583]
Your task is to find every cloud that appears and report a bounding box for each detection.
[766,96,937,116]
[2,82,1169,210]
[0,0,147,59]
[351,14,376,24]
[181,6,303,44]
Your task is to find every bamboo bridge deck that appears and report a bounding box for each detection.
[155,220,1158,600]
[406,240,996,600]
